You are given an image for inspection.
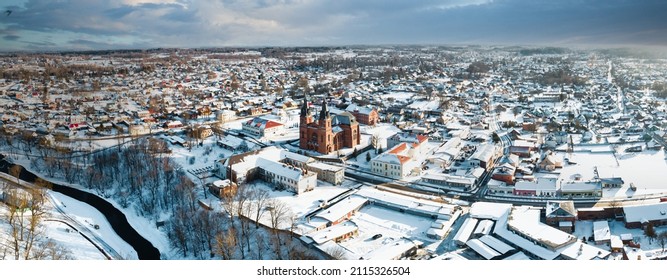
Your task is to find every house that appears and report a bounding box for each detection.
[469,143,500,171]
[537,153,563,171]
[241,117,284,138]
[164,120,183,129]
[256,158,317,194]
[509,140,537,157]
[371,142,420,179]
[217,134,246,151]
[345,103,379,126]
[207,179,238,198]
[545,201,577,233]
[491,163,516,185]
[610,235,623,253]
[593,221,611,245]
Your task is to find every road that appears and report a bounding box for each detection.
[0,171,122,260]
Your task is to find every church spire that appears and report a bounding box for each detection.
[300,92,309,118]
[319,95,329,120]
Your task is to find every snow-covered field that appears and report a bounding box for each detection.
[380,91,415,102]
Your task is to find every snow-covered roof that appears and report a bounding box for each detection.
[503,251,530,260]
[361,237,420,260]
[453,217,478,245]
[473,219,494,236]
[307,162,343,172]
[514,178,558,192]
[256,157,309,181]
[356,188,456,218]
[422,173,476,186]
[507,206,577,251]
[314,195,368,224]
[466,239,500,260]
[469,202,512,220]
[306,221,358,245]
[478,234,514,255]
[217,134,243,148]
[623,203,667,224]
[471,143,496,162]
[559,241,610,260]
[243,117,283,130]
[593,221,611,242]
[560,182,600,193]
[611,235,623,249]
[493,211,562,260]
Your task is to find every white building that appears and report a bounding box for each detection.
[241,117,284,138]
[370,142,419,179]
[256,158,317,194]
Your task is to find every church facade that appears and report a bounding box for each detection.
[299,97,360,154]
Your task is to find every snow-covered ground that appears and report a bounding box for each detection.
[0,188,134,260]
[380,91,415,103]
[49,192,138,259]
[41,220,106,260]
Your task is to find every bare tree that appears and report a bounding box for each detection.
[214,227,237,260]
[325,246,347,260]
[3,188,46,260]
[251,188,270,229]
[658,232,667,253]
[267,199,290,247]
[607,199,621,217]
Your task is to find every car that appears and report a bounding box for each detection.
[372,234,383,240]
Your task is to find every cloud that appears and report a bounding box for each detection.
[0,0,666,51]
[3,35,20,41]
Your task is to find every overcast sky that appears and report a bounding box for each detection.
[1,0,666,51]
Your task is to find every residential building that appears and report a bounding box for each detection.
[371,142,420,179]
[241,117,284,138]
[545,201,577,233]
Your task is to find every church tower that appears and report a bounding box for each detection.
[318,97,333,153]
[299,94,312,150]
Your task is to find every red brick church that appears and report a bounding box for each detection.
[300,96,360,154]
